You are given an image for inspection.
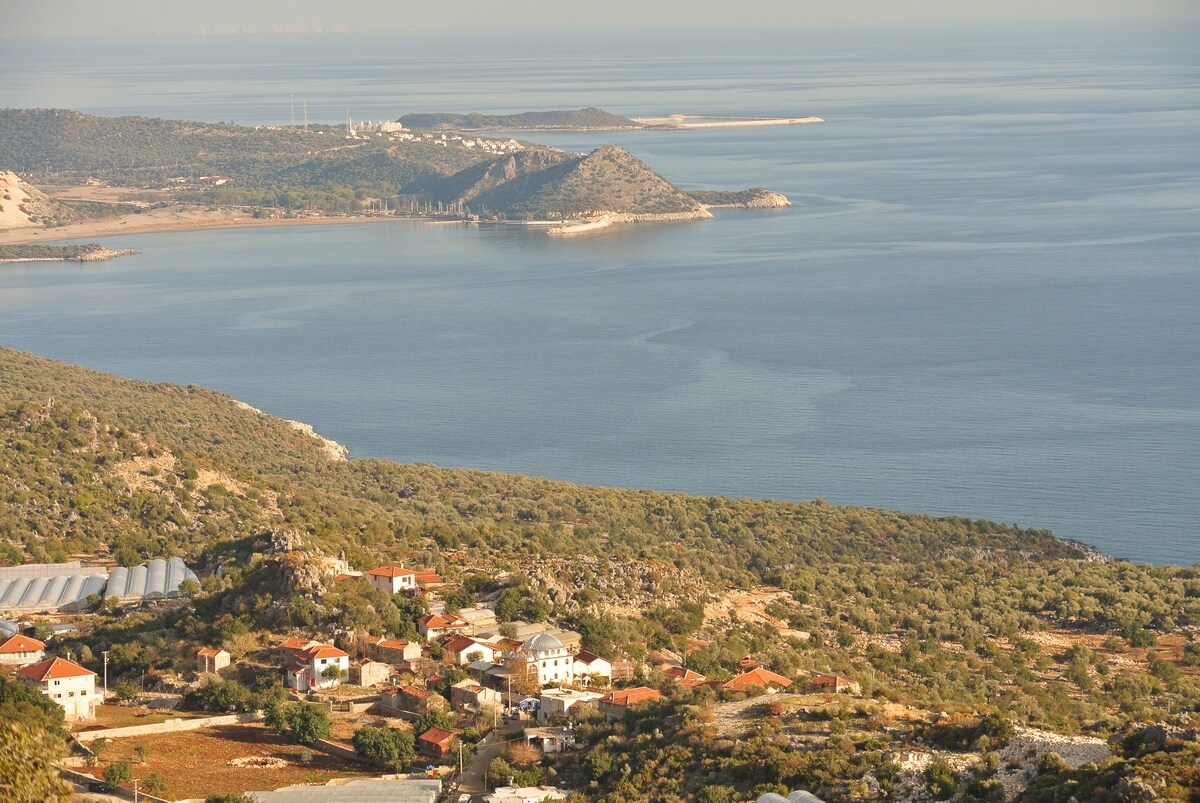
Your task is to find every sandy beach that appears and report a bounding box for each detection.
[0,204,429,246]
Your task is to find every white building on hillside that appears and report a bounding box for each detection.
[18,656,98,720]
[367,566,418,595]
[285,644,350,692]
[0,633,46,666]
[517,633,575,687]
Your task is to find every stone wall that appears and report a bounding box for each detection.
[74,711,262,742]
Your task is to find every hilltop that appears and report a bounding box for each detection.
[0,108,784,226]
[427,145,712,220]
[398,107,642,131]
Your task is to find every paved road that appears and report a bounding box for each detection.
[456,720,523,796]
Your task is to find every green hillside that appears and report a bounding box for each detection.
[398,107,641,130]
[2,347,1199,799]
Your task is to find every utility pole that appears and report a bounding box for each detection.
[102,651,109,699]
[291,95,295,128]
[303,100,308,132]
[133,778,139,803]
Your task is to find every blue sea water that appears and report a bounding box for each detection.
[1,22,1197,565]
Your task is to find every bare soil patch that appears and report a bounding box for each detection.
[81,723,377,800]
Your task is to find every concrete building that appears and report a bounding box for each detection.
[443,635,499,666]
[196,647,230,674]
[486,787,567,803]
[17,656,98,720]
[373,637,422,664]
[380,684,449,718]
[449,677,503,712]
[351,658,392,688]
[247,778,440,802]
[523,726,576,754]
[537,687,603,724]
[597,686,663,721]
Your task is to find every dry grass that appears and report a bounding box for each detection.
[82,723,377,800]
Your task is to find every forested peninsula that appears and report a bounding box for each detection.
[0,108,787,232]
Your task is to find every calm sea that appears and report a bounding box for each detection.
[1,22,1197,565]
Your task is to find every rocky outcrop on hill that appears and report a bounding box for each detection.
[0,170,78,229]
[453,145,709,220]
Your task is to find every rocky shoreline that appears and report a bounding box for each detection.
[0,244,139,264]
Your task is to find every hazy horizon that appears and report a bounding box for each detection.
[2,0,1197,37]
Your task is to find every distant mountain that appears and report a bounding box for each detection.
[398,107,642,131]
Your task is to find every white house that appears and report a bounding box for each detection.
[367,566,418,595]
[571,650,612,685]
[17,656,98,720]
[417,613,470,641]
[285,643,350,692]
[0,633,46,666]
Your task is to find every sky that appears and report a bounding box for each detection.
[1,0,1197,36]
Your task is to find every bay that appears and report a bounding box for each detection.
[0,22,1197,565]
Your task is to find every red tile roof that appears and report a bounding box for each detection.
[368,566,416,578]
[376,638,413,650]
[722,667,793,692]
[443,635,484,655]
[811,673,859,691]
[0,634,45,654]
[418,727,455,746]
[300,645,349,661]
[600,687,663,707]
[17,656,95,681]
[413,570,443,585]
[196,647,226,658]
[418,614,468,629]
[663,666,707,686]
[573,650,606,666]
[279,637,319,651]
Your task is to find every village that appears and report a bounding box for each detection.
[1,559,863,803]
